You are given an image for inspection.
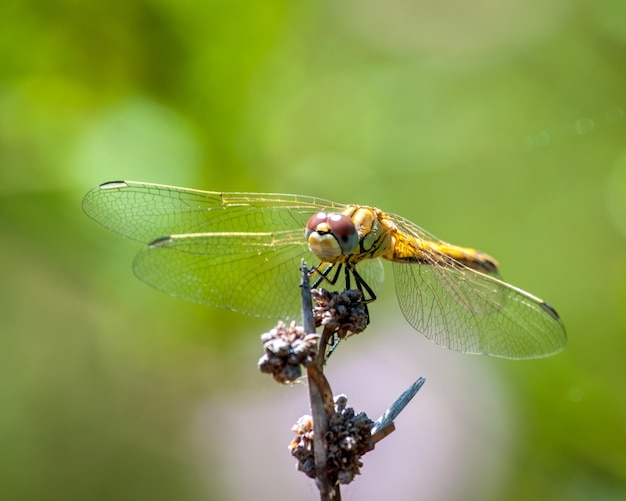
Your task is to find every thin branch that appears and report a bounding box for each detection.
[301,262,340,500]
[371,377,426,443]
[301,260,316,336]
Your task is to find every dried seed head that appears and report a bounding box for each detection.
[312,289,369,339]
[325,395,374,484]
[288,415,316,478]
[289,395,375,485]
[258,321,319,384]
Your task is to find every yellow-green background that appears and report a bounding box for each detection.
[1,1,625,500]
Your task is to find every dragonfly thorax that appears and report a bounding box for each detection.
[343,206,394,262]
[306,212,358,263]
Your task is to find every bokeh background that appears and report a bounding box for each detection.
[2,0,625,499]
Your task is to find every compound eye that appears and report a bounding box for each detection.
[326,214,358,253]
[305,212,328,237]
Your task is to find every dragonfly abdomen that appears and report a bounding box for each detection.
[390,233,500,275]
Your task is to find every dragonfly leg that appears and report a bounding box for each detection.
[324,336,341,363]
[346,265,375,326]
[310,262,344,288]
[350,265,377,304]
[344,265,351,290]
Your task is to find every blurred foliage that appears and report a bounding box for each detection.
[1,0,626,499]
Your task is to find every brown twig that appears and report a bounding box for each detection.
[293,263,425,498]
[301,262,341,500]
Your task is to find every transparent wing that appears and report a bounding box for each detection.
[133,230,309,318]
[387,213,566,359]
[132,231,385,319]
[83,181,385,318]
[82,180,347,243]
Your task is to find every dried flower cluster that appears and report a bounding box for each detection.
[288,415,316,478]
[312,288,369,339]
[258,321,319,384]
[289,395,375,485]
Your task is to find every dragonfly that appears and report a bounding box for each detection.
[83,180,566,359]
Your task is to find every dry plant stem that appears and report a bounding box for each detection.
[306,365,337,500]
[300,263,341,500]
[371,423,396,445]
[313,326,338,417]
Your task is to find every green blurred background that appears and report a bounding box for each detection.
[1,0,626,499]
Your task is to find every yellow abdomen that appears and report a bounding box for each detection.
[388,225,499,275]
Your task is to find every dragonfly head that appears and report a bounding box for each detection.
[306,212,358,262]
